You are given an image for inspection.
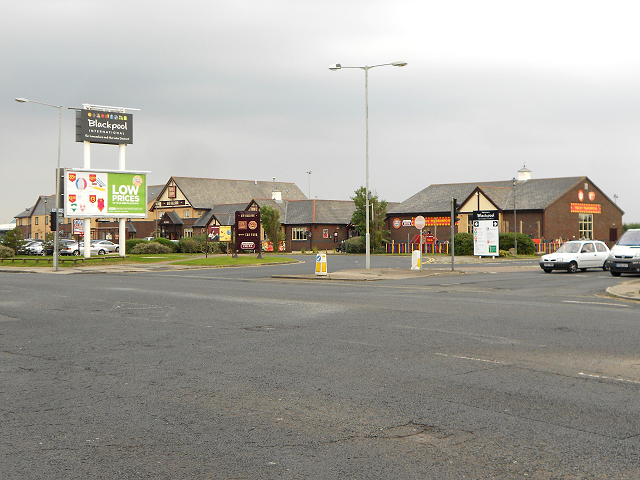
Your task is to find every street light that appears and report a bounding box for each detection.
[306,171,312,198]
[15,97,62,271]
[512,177,518,256]
[329,61,407,269]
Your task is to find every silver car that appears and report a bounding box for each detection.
[91,240,119,254]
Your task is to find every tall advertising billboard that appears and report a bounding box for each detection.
[64,169,148,218]
[75,110,133,145]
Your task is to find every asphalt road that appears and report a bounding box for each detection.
[2,257,639,479]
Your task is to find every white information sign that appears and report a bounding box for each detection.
[473,211,499,257]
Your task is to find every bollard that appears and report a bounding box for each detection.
[315,253,327,276]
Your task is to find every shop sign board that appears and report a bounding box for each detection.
[64,169,148,218]
[473,210,499,257]
[208,225,232,242]
[235,211,260,252]
[75,110,133,145]
[570,203,601,214]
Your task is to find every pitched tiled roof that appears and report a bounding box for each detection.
[169,177,307,209]
[284,200,355,225]
[389,176,603,214]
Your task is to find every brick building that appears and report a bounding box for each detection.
[387,169,623,246]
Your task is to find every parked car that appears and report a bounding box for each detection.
[539,240,610,273]
[18,240,40,255]
[27,242,45,256]
[605,229,640,276]
[60,241,103,256]
[91,240,119,254]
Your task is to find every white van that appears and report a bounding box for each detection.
[605,229,640,276]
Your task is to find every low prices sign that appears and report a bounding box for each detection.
[64,169,148,218]
[235,211,260,252]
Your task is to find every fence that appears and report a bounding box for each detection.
[385,241,563,255]
[385,242,449,254]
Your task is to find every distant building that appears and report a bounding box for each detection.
[387,170,623,245]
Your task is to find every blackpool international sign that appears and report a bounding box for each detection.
[75,109,133,145]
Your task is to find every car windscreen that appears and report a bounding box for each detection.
[617,231,640,246]
[556,243,581,254]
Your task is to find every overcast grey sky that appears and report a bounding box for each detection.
[3,0,639,225]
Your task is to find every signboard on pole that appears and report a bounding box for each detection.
[75,110,133,145]
[235,211,260,252]
[473,210,499,257]
[63,169,148,218]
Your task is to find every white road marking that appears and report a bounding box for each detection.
[563,300,629,308]
[578,372,640,385]
[435,353,507,364]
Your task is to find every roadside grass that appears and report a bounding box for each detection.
[0,253,297,268]
[170,255,296,266]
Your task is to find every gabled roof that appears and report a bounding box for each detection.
[147,185,164,205]
[161,177,307,209]
[15,195,56,218]
[388,176,620,214]
[161,211,184,225]
[193,202,252,227]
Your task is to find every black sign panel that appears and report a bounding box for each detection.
[235,211,260,252]
[472,210,498,221]
[76,110,133,145]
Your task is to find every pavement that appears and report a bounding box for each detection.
[1,256,639,301]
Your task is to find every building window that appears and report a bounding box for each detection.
[292,227,307,241]
[35,217,39,225]
[579,213,593,240]
[184,210,190,218]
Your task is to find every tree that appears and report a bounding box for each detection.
[350,186,389,251]
[260,206,285,252]
[1,227,25,254]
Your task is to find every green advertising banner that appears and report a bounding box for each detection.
[64,169,148,218]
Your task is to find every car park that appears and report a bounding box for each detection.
[605,229,640,276]
[539,240,610,273]
[91,240,119,253]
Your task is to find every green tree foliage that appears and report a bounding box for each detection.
[623,223,640,232]
[1,227,24,254]
[260,205,285,251]
[350,186,389,251]
[499,233,535,255]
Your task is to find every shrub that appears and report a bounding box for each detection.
[131,242,172,254]
[453,233,474,255]
[343,236,366,254]
[301,248,306,254]
[0,245,15,258]
[312,246,318,254]
[126,239,148,254]
[154,237,180,252]
[499,233,535,255]
[179,238,202,253]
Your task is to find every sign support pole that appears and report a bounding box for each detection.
[83,141,91,258]
[118,143,126,257]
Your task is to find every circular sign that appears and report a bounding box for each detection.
[392,218,401,229]
[248,220,258,230]
[414,215,426,230]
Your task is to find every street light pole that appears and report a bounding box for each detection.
[512,177,518,256]
[15,97,62,271]
[329,61,407,269]
[306,171,312,198]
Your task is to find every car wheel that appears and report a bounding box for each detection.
[567,261,578,273]
[611,271,622,277]
[39,251,46,256]
[73,250,79,256]
[602,265,609,271]
[543,269,552,273]
[115,247,119,252]
[98,249,106,255]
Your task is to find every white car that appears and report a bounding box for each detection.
[91,240,119,253]
[604,229,640,276]
[539,240,610,273]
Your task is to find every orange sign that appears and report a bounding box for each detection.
[571,203,601,214]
